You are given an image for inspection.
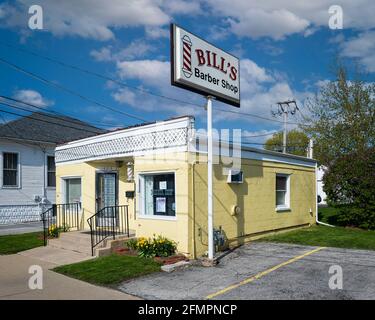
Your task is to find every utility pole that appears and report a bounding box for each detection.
[272,100,299,153]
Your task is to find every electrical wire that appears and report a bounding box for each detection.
[0,57,148,123]
[0,95,123,129]
[0,44,306,126]
[0,107,103,135]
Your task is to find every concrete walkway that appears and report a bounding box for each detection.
[0,251,139,300]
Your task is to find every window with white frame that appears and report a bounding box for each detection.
[139,172,176,217]
[2,152,19,187]
[276,174,290,210]
[64,178,81,203]
[47,156,56,187]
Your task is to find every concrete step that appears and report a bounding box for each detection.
[47,230,136,257]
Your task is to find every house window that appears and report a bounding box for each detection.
[139,173,176,217]
[3,152,19,187]
[276,174,290,210]
[47,156,56,187]
[65,178,81,204]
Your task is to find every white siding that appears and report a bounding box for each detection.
[0,139,55,205]
[317,165,327,205]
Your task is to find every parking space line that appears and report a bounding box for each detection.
[206,246,326,299]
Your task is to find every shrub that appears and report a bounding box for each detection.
[130,235,177,258]
[136,237,154,258]
[125,238,138,251]
[151,235,177,257]
[323,147,375,230]
[48,224,59,238]
[48,223,70,238]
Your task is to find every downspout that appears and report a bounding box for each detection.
[191,161,197,259]
[315,162,334,227]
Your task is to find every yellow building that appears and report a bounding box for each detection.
[55,116,317,258]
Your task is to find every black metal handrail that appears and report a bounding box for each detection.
[42,203,81,246]
[87,205,129,256]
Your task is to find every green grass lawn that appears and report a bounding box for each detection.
[53,254,162,286]
[0,232,44,255]
[318,206,339,224]
[261,225,375,251]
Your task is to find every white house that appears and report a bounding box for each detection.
[317,165,328,205]
[0,112,104,224]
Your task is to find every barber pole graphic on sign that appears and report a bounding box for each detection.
[182,35,192,78]
[171,24,240,107]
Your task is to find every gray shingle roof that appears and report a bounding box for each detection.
[0,112,106,144]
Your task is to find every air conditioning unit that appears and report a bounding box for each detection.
[227,169,243,184]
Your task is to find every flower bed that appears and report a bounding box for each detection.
[113,235,187,265]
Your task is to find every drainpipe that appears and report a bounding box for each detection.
[191,161,197,259]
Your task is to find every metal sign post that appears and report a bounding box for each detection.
[171,23,241,261]
[206,96,214,260]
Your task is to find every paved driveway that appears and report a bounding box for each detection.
[118,242,375,300]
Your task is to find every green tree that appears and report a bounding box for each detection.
[264,129,309,156]
[301,64,375,166]
[301,63,375,229]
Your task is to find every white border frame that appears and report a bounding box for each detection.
[136,170,177,221]
[1,151,21,189]
[45,154,56,189]
[275,173,291,212]
[60,175,82,206]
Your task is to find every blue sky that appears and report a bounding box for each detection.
[1,0,375,145]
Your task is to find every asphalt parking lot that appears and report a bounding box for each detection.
[118,242,375,300]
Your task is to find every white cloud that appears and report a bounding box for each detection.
[90,47,113,62]
[112,88,137,106]
[205,0,375,40]
[13,89,53,108]
[110,56,306,130]
[1,0,170,41]
[341,31,375,72]
[228,8,309,40]
[163,0,201,14]
[242,129,279,144]
[116,59,170,87]
[91,40,155,62]
[145,26,169,39]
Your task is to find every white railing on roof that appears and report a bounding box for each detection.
[55,117,192,164]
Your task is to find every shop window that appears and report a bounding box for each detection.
[65,178,81,204]
[139,173,176,217]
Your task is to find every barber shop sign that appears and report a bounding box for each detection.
[171,24,240,107]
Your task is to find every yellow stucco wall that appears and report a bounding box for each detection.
[190,157,316,257]
[56,151,316,259]
[133,152,190,255]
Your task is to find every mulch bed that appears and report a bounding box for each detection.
[113,247,188,265]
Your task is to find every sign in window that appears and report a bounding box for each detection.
[140,173,176,217]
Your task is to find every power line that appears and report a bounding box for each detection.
[0,57,148,123]
[242,131,278,138]
[0,95,124,129]
[0,43,305,126]
[0,106,103,135]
